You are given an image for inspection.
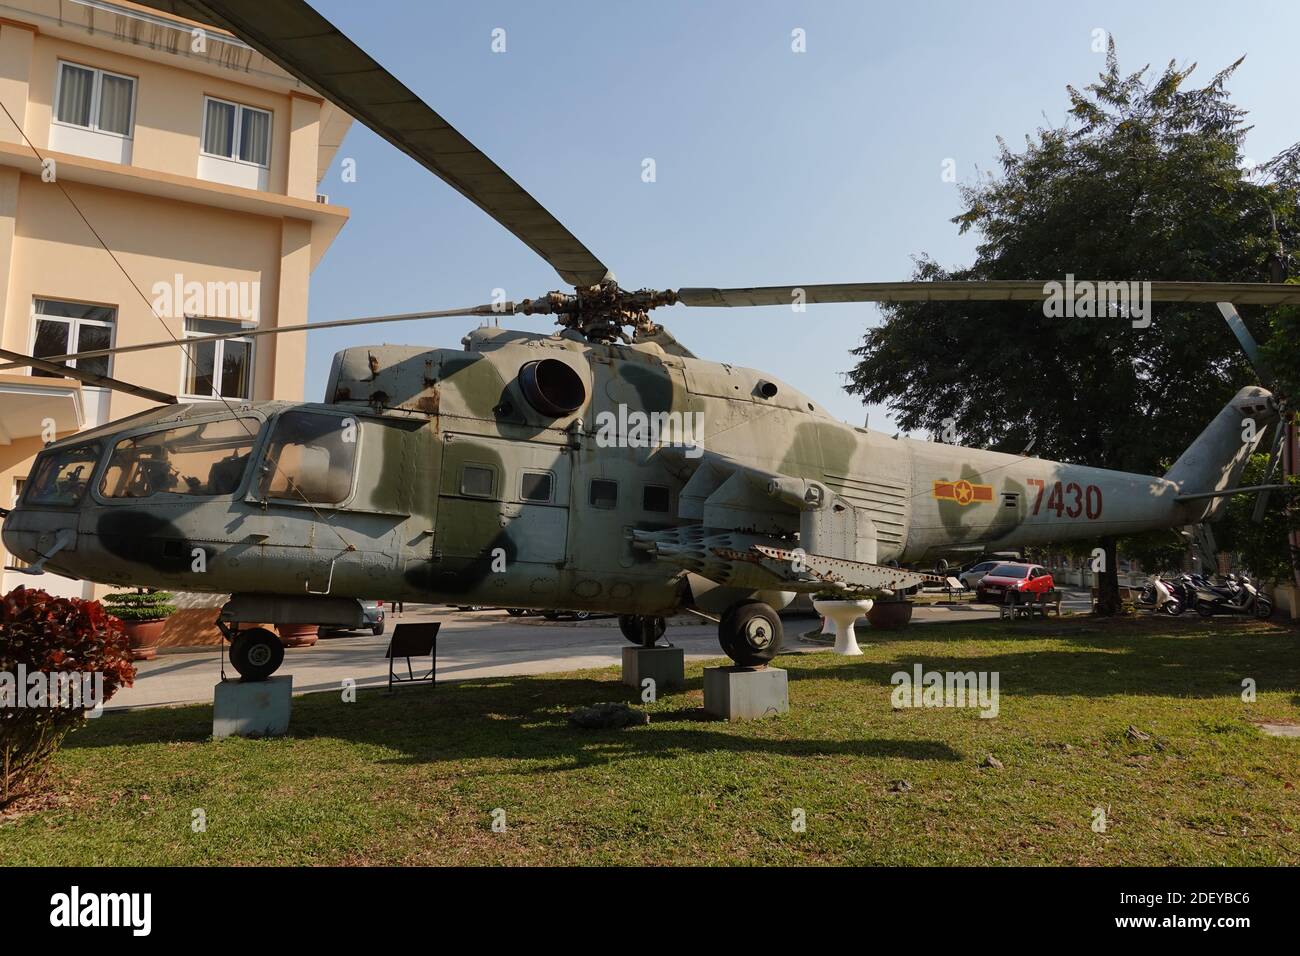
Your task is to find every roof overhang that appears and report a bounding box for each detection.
[0,373,83,444]
[0,140,350,268]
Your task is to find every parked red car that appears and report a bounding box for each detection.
[976,562,1054,603]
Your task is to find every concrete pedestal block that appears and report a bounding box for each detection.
[213,676,292,739]
[703,666,788,721]
[622,645,685,694]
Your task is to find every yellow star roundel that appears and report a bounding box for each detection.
[933,478,994,506]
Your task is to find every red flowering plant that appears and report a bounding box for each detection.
[1,586,136,807]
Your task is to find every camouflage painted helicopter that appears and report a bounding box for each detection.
[2,0,1296,680]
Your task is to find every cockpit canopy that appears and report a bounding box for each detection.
[20,405,361,509]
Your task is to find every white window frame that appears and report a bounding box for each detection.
[200,96,272,168]
[52,60,136,140]
[28,298,116,380]
[180,316,255,401]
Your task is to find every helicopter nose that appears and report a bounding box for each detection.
[1,508,80,577]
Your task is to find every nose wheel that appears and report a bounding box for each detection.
[228,627,285,682]
[718,602,782,667]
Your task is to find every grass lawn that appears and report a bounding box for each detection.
[2,614,1298,865]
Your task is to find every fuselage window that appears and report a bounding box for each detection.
[521,470,553,503]
[461,464,496,498]
[101,418,258,499]
[590,478,618,510]
[260,411,358,505]
[24,443,101,506]
[643,484,671,513]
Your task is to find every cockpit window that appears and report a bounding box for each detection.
[258,411,358,505]
[100,419,259,499]
[25,443,101,506]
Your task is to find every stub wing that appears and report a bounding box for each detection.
[742,545,941,596]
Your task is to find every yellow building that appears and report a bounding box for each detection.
[0,0,351,597]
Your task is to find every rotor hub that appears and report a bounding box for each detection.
[516,280,677,343]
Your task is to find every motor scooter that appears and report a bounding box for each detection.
[1194,574,1273,619]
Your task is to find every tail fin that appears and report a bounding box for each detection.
[1164,386,1278,518]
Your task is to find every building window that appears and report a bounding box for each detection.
[54,62,135,137]
[182,318,253,399]
[643,484,671,513]
[202,97,271,167]
[520,471,553,503]
[31,298,116,380]
[590,478,618,510]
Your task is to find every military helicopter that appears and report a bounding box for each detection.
[2,0,1297,681]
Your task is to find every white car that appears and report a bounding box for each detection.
[959,561,999,590]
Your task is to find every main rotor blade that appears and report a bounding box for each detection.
[132,1,610,287]
[0,348,177,404]
[676,280,1300,308]
[0,305,506,372]
[1216,302,1275,385]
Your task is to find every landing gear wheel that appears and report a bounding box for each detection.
[619,615,666,647]
[718,602,782,667]
[229,627,284,682]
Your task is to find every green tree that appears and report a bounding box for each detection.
[1213,453,1300,583]
[846,42,1300,611]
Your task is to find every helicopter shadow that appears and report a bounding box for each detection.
[65,669,964,772]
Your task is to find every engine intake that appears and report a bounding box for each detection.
[519,359,586,417]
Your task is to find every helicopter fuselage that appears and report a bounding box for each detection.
[1,327,1267,619]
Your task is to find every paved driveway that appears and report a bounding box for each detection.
[106,589,1094,711]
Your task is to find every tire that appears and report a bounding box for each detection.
[542,611,561,621]
[229,627,284,682]
[506,608,526,617]
[1164,600,1185,616]
[1255,599,1274,620]
[1195,599,1217,618]
[372,621,385,636]
[618,615,666,647]
[573,611,592,621]
[718,602,782,667]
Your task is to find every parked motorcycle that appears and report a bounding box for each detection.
[1136,574,1183,615]
[1193,573,1273,619]
[1167,574,1199,612]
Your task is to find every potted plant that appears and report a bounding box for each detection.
[276,623,319,648]
[867,598,914,630]
[102,590,176,661]
[811,588,877,656]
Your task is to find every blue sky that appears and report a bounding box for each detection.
[305,0,1300,430]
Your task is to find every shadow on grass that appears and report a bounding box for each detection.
[63,672,964,772]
